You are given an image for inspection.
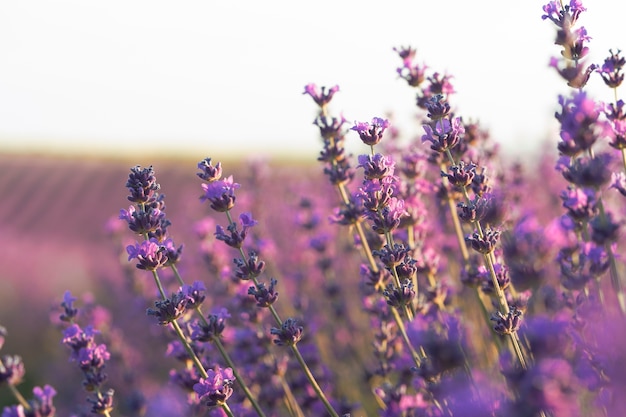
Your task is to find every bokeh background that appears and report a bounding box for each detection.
[1,1,625,414]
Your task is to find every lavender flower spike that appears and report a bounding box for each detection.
[193,366,236,407]
[351,117,390,146]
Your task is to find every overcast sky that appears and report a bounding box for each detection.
[0,1,624,160]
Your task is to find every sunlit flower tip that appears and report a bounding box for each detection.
[248,278,279,308]
[197,157,223,182]
[0,354,26,386]
[126,239,169,271]
[303,83,340,108]
[88,389,114,415]
[357,153,395,179]
[125,165,160,204]
[200,176,240,212]
[350,117,390,146]
[193,366,235,407]
[146,291,191,325]
[271,318,303,346]
[491,307,522,335]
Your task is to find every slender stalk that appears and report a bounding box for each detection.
[8,384,31,411]
[223,210,341,417]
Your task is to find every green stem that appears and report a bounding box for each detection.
[290,345,340,417]
[8,384,31,411]
[223,210,341,417]
[221,402,236,417]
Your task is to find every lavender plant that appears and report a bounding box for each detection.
[3,1,626,417]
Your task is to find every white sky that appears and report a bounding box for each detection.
[0,1,624,160]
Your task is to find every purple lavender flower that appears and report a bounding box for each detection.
[442,161,476,187]
[465,229,501,254]
[182,281,206,309]
[3,385,57,417]
[491,307,522,335]
[233,251,266,280]
[146,291,192,325]
[59,290,78,322]
[162,238,184,266]
[367,197,408,234]
[394,46,427,87]
[62,324,110,391]
[313,115,347,140]
[554,92,610,156]
[610,172,626,196]
[119,205,167,236]
[598,49,625,88]
[88,389,115,415]
[126,238,169,271]
[357,154,395,180]
[193,366,235,407]
[425,94,451,121]
[214,212,257,249]
[373,243,410,268]
[191,308,230,342]
[421,118,465,153]
[125,165,160,204]
[541,0,586,27]
[248,278,279,308]
[200,175,240,212]
[560,186,597,221]
[383,279,415,309]
[556,153,613,188]
[270,318,303,346]
[197,158,223,182]
[549,57,596,89]
[351,117,390,147]
[303,83,340,108]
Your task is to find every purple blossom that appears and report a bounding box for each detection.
[555,91,610,155]
[191,308,230,341]
[421,118,465,153]
[248,278,279,308]
[125,165,160,204]
[197,157,223,182]
[271,318,303,346]
[126,238,169,271]
[59,290,78,322]
[394,45,427,87]
[146,291,192,325]
[610,172,626,196]
[200,175,240,212]
[351,117,391,146]
[598,49,625,88]
[303,83,339,108]
[367,197,408,234]
[193,366,236,407]
[357,153,395,179]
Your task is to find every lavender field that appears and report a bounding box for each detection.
[2,2,626,416]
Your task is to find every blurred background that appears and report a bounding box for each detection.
[1,0,625,160]
[1,1,625,413]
